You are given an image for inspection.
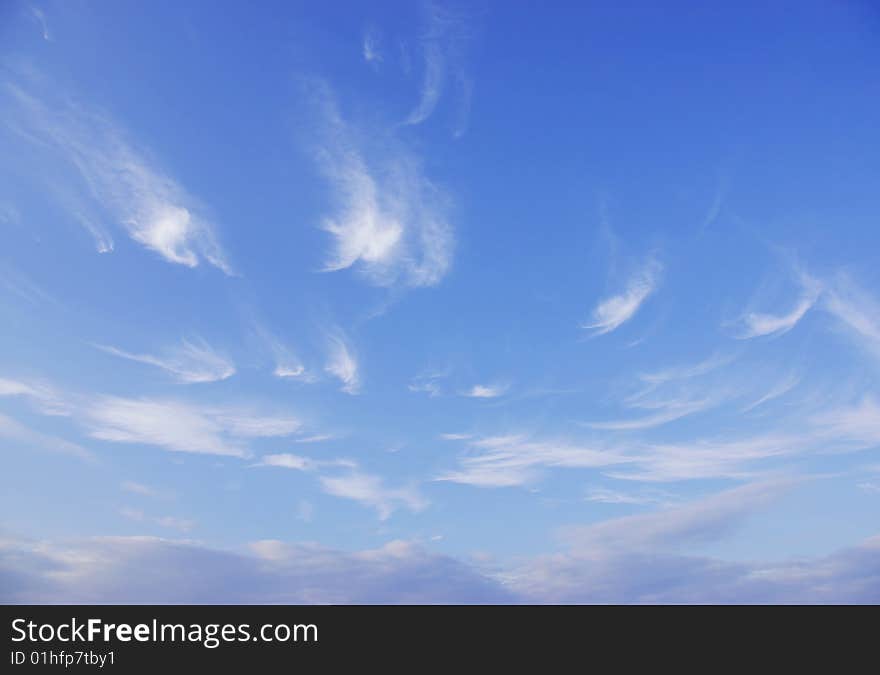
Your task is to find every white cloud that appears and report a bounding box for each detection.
[409,380,441,396]
[28,6,51,41]
[738,298,817,338]
[0,377,71,416]
[309,82,453,287]
[251,323,314,383]
[95,338,235,384]
[564,481,791,554]
[0,412,94,462]
[504,482,880,603]
[736,274,822,339]
[211,413,301,438]
[1,375,301,459]
[463,383,508,399]
[810,397,880,450]
[439,400,880,486]
[84,397,299,458]
[0,378,38,398]
[404,1,473,134]
[638,352,733,386]
[742,373,801,412]
[409,368,448,397]
[438,434,629,488]
[585,486,669,505]
[294,434,337,444]
[319,471,426,520]
[584,258,662,336]
[605,433,800,483]
[362,27,382,65]
[582,398,712,431]
[0,264,54,305]
[3,81,231,272]
[324,334,360,394]
[274,364,309,379]
[255,453,314,471]
[254,453,354,472]
[823,275,880,360]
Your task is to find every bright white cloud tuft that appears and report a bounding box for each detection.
[584,258,662,336]
[736,273,822,339]
[310,82,454,288]
[3,81,231,272]
[463,383,508,399]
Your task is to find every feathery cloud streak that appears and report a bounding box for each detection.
[2,81,231,272]
[584,258,662,336]
[308,82,453,288]
[95,339,235,384]
[324,333,360,394]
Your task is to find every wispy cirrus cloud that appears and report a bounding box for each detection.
[307,81,453,288]
[251,323,314,383]
[254,453,314,471]
[810,396,880,451]
[1,375,301,458]
[84,397,300,458]
[0,412,95,462]
[440,388,880,487]
[823,274,880,360]
[582,397,714,431]
[27,6,51,41]
[253,453,354,472]
[95,338,235,384]
[584,486,671,506]
[583,258,662,336]
[564,481,791,553]
[294,434,338,444]
[319,471,427,520]
[741,372,801,412]
[438,434,629,488]
[735,272,822,339]
[505,483,880,603]
[0,263,55,305]
[440,432,471,441]
[0,376,71,416]
[324,333,360,394]
[362,26,383,66]
[638,352,734,387]
[404,1,475,137]
[409,367,449,397]
[2,79,231,272]
[462,383,508,399]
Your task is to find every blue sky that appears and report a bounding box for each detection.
[1,0,879,603]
